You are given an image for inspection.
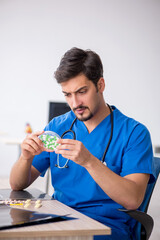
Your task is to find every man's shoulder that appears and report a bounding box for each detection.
[113,106,149,134]
[54,110,74,123]
[45,110,75,134]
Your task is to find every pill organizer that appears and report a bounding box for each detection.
[38,131,60,150]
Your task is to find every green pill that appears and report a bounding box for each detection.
[38,131,60,150]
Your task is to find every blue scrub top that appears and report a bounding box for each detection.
[32,106,155,239]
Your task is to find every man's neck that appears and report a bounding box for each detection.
[83,103,111,133]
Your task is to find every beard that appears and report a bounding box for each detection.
[73,106,93,122]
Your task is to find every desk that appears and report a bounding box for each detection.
[0,198,111,240]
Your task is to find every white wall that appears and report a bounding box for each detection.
[0,0,160,176]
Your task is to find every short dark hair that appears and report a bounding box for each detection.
[54,47,103,86]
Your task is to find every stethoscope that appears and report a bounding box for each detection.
[55,104,113,169]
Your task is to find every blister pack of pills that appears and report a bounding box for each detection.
[38,131,60,150]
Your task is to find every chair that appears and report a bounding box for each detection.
[45,102,71,193]
[119,157,160,240]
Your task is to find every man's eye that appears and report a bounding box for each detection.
[79,90,87,94]
[64,93,70,97]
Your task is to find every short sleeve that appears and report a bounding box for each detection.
[121,124,156,183]
[32,151,50,176]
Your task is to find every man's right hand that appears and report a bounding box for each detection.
[10,130,54,191]
[21,131,45,161]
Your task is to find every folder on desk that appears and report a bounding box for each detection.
[0,188,52,200]
[0,205,69,230]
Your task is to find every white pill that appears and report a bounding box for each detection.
[24,203,30,208]
[25,199,31,204]
[34,203,42,208]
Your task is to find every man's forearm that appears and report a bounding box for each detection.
[85,157,149,210]
[9,155,34,190]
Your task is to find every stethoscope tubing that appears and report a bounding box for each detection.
[101,104,113,163]
[61,117,77,140]
[56,104,113,168]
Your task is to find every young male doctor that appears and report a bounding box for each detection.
[10,47,155,240]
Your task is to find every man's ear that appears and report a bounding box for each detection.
[97,78,105,93]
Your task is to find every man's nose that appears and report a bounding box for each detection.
[72,95,81,109]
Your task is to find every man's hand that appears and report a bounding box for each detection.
[21,131,54,161]
[55,139,94,167]
[55,138,150,210]
[10,130,55,191]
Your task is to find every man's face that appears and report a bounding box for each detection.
[60,74,104,122]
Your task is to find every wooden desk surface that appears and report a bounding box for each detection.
[0,199,111,239]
